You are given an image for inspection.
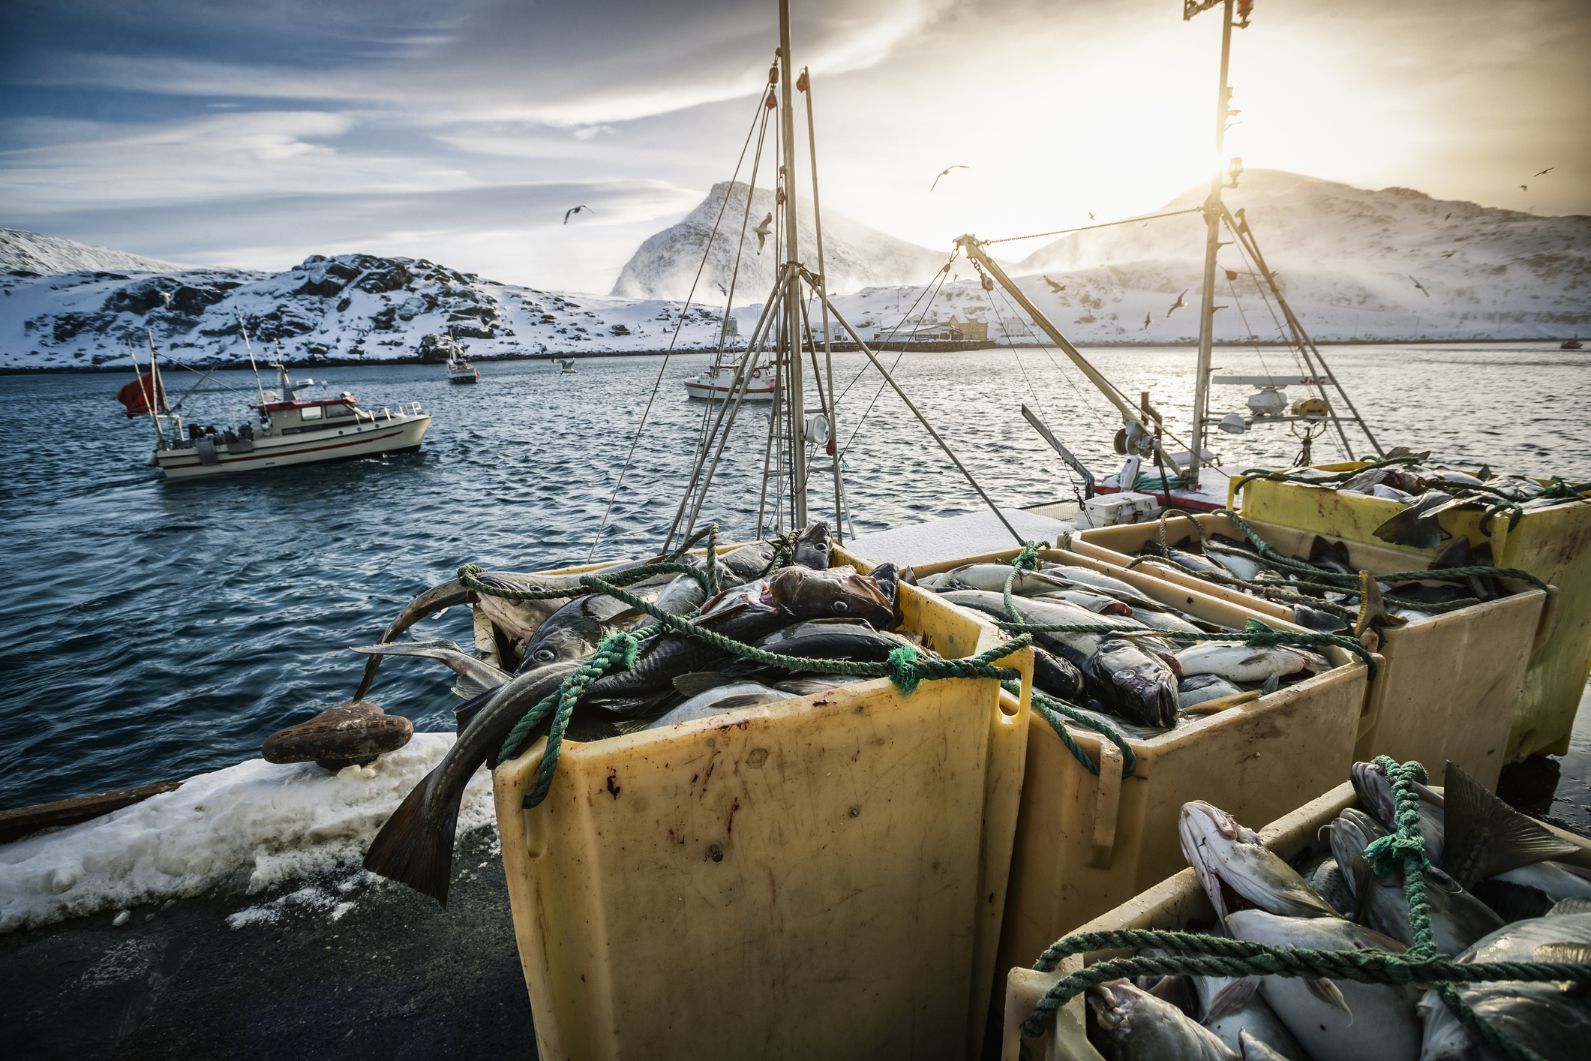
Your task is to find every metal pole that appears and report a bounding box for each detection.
[777,0,807,527]
[130,346,166,451]
[799,66,845,542]
[236,309,268,408]
[958,237,1184,476]
[1189,0,1235,483]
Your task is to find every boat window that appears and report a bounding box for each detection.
[324,405,353,419]
[300,406,323,422]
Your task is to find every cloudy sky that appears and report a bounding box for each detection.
[3,0,1587,293]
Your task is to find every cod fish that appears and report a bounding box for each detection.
[1192,972,1307,1059]
[1179,801,1341,921]
[1174,643,1329,684]
[641,681,788,730]
[1083,637,1179,728]
[514,592,643,674]
[363,660,583,904]
[1416,910,1591,1061]
[1224,909,1422,1061]
[1350,759,1447,864]
[1373,491,1457,550]
[1177,673,1248,710]
[1326,807,1502,956]
[1088,979,1239,1060]
[350,638,510,700]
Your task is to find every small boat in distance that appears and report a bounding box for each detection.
[682,359,776,402]
[1562,338,1583,350]
[447,349,480,384]
[121,324,430,481]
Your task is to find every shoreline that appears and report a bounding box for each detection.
[0,336,1574,376]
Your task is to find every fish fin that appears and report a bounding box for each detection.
[452,687,495,734]
[452,671,501,701]
[362,765,456,906]
[673,671,732,697]
[1204,975,1261,1020]
[1349,855,1377,923]
[1303,977,1352,1017]
[1534,942,1591,963]
[1443,760,1579,887]
[1546,898,1591,918]
[1260,673,1281,696]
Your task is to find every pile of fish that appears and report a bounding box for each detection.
[354,522,956,903]
[1281,460,1584,550]
[1127,524,1522,629]
[1083,761,1591,1060]
[913,559,1332,735]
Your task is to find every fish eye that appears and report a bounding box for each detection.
[534,648,555,662]
[831,600,849,613]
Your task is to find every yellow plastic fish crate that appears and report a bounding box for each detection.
[1000,779,1587,1059]
[1000,782,1359,1060]
[901,548,1368,986]
[1071,515,1550,789]
[1238,467,1591,759]
[484,545,1034,1061]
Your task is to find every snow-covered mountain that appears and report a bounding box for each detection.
[0,229,184,276]
[0,242,729,370]
[612,181,947,301]
[973,170,1590,343]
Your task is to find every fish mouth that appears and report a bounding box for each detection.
[1179,801,1261,920]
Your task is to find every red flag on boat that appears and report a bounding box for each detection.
[117,371,164,418]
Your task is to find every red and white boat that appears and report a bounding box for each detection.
[121,353,430,481]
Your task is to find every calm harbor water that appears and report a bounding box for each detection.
[1,342,1587,810]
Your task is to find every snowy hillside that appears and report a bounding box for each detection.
[612,181,947,301]
[0,229,184,276]
[981,170,1591,343]
[0,250,730,370]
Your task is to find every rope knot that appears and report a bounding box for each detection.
[1363,831,1430,877]
[597,631,641,670]
[457,562,485,582]
[884,645,925,695]
[1013,541,1045,571]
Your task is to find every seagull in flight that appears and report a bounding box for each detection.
[1087,211,1097,221]
[929,164,969,192]
[1440,250,1456,258]
[1533,166,1554,177]
[1165,289,1188,318]
[563,205,592,225]
[1408,274,1430,298]
[1141,311,1151,330]
[752,212,774,252]
[1042,275,1066,293]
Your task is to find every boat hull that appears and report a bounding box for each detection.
[682,379,776,402]
[448,375,478,384]
[154,415,431,480]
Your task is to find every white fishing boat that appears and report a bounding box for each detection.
[122,323,430,481]
[446,350,480,384]
[682,359,777,401]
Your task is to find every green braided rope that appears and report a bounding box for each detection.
[1363,757,1437,956]
[1018,927,1591,1042]
[497,630,649,791]
[1009,683,1139,779]
[493,568,1031,802]
[994,616,1379,678]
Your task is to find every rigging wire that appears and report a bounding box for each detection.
[832,252,958,407]
[978,207,1203,247]
[981,287,1086,508]
[585,86,769,561]
[834,263,953,462]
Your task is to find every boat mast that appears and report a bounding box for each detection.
[777,0,807,528]
[235,309,269,409]
[143,326,170,449]
[1185,0,1247,483]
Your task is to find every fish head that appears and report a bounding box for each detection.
[790,521,833,569]
[1085,979,1144,1038]
[1180,801,1341,922]
[767,565,896,629]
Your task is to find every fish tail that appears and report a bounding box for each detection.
[363,765,458,906]
[352,655,382,702]
[1442,761,1578,887]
